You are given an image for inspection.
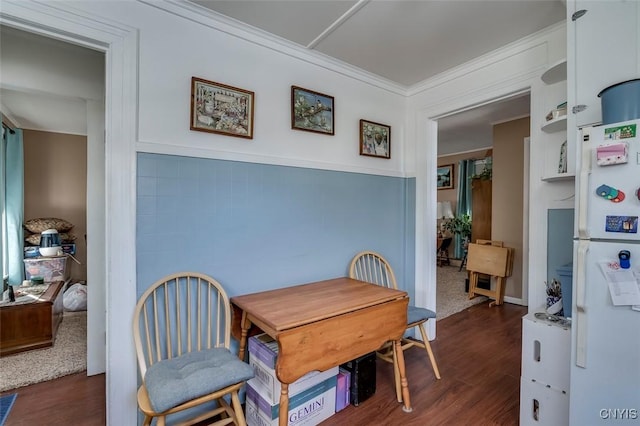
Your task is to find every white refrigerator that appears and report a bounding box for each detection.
[571,118,640,425]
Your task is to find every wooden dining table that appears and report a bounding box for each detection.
[230,277,412,426]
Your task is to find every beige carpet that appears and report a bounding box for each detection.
[437,265,488,319]
[0,311,86,392]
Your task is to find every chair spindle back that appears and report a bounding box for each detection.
[349,251,398,289]
[133,272,231,376]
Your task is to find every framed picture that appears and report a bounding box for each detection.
[359,119,391,159]
[291,86,334,135]
[190,77,254,139]
[437,164,454,190]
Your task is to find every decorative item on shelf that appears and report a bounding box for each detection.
[558,140,568,173]
[545,278,563,317]
[546,101,568,122]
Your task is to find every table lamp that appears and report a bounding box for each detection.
[437,201,454,236]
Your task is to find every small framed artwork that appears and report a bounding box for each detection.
[190,77,254,139]
[359,119,391,159]
[291,86,334,135]
[437,164,454,190]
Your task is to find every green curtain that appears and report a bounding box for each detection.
[2,127,24,286]
[454,159,473,258]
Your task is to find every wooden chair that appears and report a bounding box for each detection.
[437,237,452,266]
[133,272,254,426]
[349,251,441,402]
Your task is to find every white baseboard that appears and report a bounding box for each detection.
[504,296,526,306]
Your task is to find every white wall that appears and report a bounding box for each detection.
[0,28,104,101]
[0,27,104,135]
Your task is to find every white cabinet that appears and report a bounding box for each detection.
[570,0,640,127]
[540,60,573,181]
[520,312,571,426]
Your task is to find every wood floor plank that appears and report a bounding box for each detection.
[0,372,105,426]
[0,301,526,426]
[321,302,527,426]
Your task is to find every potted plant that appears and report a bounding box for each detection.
[442,214,472,242]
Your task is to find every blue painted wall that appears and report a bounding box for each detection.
[136,153,416,301]
[547,208,575,284]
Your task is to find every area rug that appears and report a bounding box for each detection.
[0,393,17,426]
[0,311,86,392]
[437,265,488,319]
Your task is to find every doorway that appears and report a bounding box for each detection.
[0,25,106,378]
[1,4,138,423]
[433,94,530,319]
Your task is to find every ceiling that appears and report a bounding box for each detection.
[191,0,566,87]
[1,1,565,154]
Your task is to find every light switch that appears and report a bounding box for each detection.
[637,152,640,165]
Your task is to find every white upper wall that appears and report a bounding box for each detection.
[0,27,104,100]
[0,26,104,135]
[63,1,408,177]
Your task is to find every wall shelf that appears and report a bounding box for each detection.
[541,172,575,182]
[541,59,567,85]
[541,116,567,133]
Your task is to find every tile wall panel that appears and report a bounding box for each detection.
[136,153,416,300]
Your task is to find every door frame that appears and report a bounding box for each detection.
[415,88,534,339]
[1,3,139,424]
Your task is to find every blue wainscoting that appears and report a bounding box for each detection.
[136,153,416,301]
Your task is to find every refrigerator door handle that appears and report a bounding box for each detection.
[577,127,592,239]
[575,240,589,368]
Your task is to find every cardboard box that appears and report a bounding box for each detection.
[248,333,339,404]
[23,255,70,282]
[335,368,350,412]
[519,377,569,426]
[246,375,337,426]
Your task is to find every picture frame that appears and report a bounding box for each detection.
[190,76,254,139]
[359,119,391,159]
[291,86,334,135]
[437,164,454,190]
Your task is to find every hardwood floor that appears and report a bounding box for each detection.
[1,372,105,426]
[322,302,526,426]
[0,302,526,426]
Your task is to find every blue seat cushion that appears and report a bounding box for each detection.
[144,347,255,413]
[407,305,436,325]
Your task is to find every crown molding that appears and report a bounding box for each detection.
[139,0,408,96]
